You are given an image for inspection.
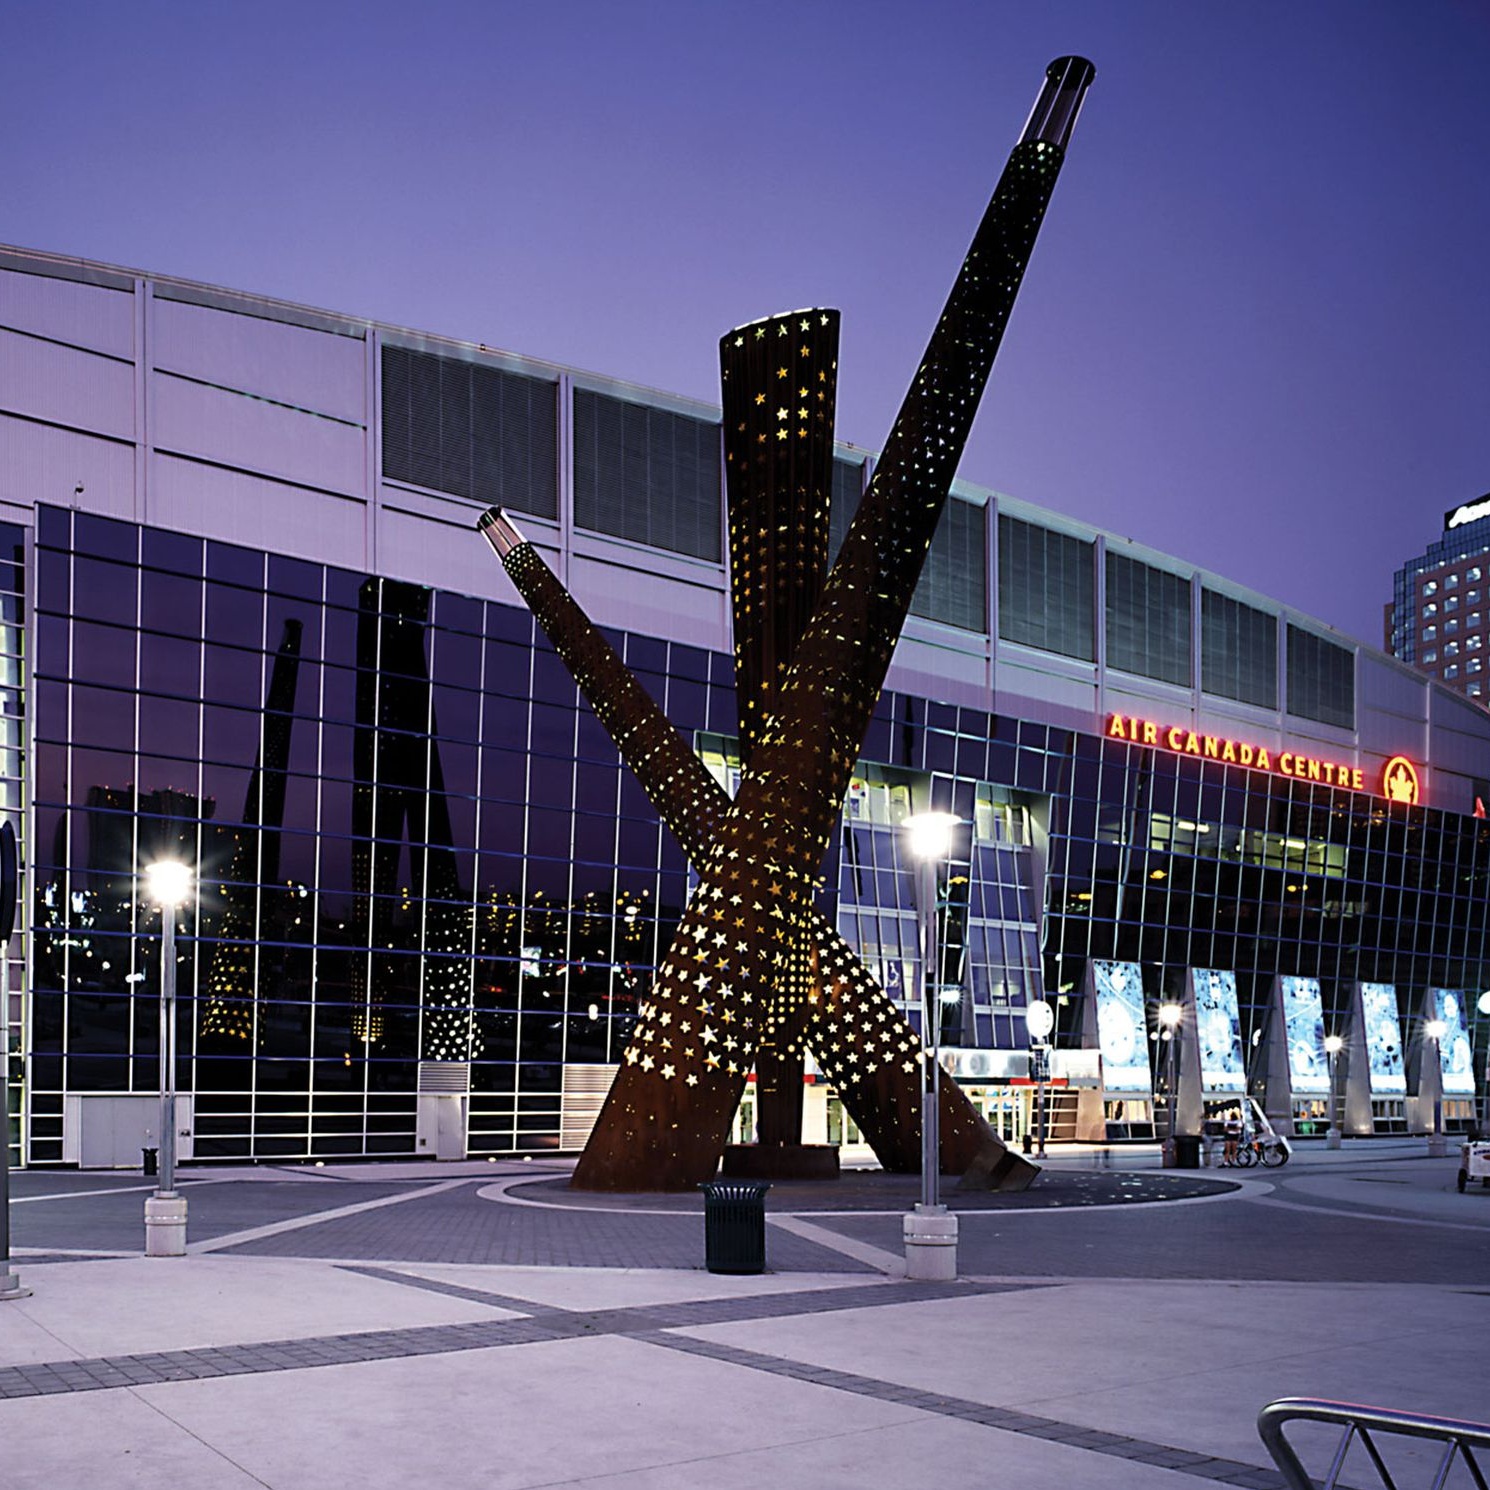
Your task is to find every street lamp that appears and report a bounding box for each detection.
[902,810,959,1282]
[144,859,192,1256]
[1425,1017,1448,1157]
[1478,992,1490,1137]
[1323,1033,1344,1149]
[1158,1001,1183,1165]
[1025,998,1054,1158]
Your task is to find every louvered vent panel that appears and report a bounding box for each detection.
[559,1063,619,1150]
[382,345,557,517]
[573,389,721,560]
[418,1061,472,1094]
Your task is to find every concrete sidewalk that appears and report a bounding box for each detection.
[0,1255,1486,1489]
[0,1141,1486,1488]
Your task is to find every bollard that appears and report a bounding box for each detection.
[903,1204,958,1281]
[144,1194,187,1257]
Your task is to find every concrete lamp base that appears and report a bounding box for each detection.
[0,1271,30,1300]
[1427,1133,1448,1158]
[903,1204,958,1281]
[144,1194,188,1257]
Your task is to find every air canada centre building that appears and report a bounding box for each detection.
[1,243,1486,1167]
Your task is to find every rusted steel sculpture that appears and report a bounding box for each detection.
[720,308,838,1147]
[481,508,1019,1183]
[483,56,1093,1190]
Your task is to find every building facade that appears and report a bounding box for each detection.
[1389,496,1490,713]
[3,243,1488,1167]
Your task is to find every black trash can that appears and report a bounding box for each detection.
[699,1179,770,1275]
[142,1147,159,1177]
[1172,1134,1201,1169]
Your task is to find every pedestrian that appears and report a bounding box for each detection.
[1223,1107,1242,1166]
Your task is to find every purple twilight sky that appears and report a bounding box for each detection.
[7,1,1490,649]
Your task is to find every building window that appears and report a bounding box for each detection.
[381,345,558,517]
[1423,580,1438,596]
[1106,553,1191,686]
[910,499,988,632]
[1447,573,1460,589]
[997,515,1095,661]
[1446,641,1460,657]
[1470,682,1483,696]
[1424,602,1438,618]
[1424,649,1438,663]
[1446,595,1460,612]
[1468,657,1482,673]
[1469,613,1481,628]
[1201,589,1277,709]
[1469,567,1482,582]
[830,474,986,632]
[572,389,722,561]
[1446,665,1460,679]
[1469,635,1482,651]
[1423,625,1437,641]
[1286,625,1354,729]
[1447,620,1460,636]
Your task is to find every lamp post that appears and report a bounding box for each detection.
[1477,991,1490,1139]
[1323,1033,1344,1149]
[144,859,192,1256]
[1026,998,1054,1158]
[1158,1001,1183,1165]
[1425,1017,1448,1158]
[902,811,959,1281]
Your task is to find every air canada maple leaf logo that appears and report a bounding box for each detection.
[1382,757,1420,806]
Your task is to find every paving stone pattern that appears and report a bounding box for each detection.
[11,1179,417,1251]
[221,1182,866,1271]
[0,1270,1286,1487]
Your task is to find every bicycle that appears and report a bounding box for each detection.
[1223,1135,1289,1168]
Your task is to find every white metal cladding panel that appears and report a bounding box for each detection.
[151,374,365,497]
[152,296,366,424]
[0,413,134,514]
[1427,687,1490,775]
[0,266,134,359]
[568,550,730,652]
[1358,651,1429,722]
[377,501,518,604]
[0,326,134,440]
[887,634,990,711]
[151,453,366,569]
[994,650,1100,721]
[1349,705,1424,769]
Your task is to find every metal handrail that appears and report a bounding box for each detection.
[1259,1398,1490,1490]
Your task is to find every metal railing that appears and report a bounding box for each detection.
[1259,1398,1490,1490]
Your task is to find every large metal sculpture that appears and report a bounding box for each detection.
[719,308,839,1151]
[481,57,1094,1190]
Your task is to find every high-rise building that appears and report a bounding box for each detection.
[1388,495,1490,706]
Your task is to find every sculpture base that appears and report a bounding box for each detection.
[721,1143,840,1181]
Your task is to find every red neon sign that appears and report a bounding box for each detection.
[1103,714,1418,800]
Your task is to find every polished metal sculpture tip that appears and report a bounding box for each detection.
[477,505,526,558]
[1020,55,1096,150]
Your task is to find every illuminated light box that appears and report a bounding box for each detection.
[1190,968,1245,1093]
[1431,989,1475,1097]
[1090,960,1151,1092]
[1280,976,1329,1095]
[1359,982,1405,1095]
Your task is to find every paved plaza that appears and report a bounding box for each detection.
[0,1139,1487,1488]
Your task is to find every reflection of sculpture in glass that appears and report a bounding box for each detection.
[484,57,1095,1190]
